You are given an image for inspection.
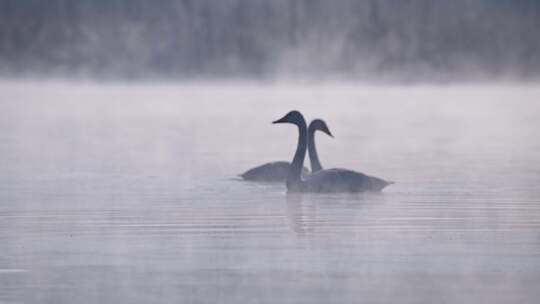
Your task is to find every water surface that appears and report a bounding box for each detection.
[1,82,539,303]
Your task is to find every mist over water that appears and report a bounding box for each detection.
[1,1,539,81]
[1,82,540,303]
[1,1,540,303]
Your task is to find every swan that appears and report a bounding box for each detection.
[273,110,393,193]
[240,119,333,182]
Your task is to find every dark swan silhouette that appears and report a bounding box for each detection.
[273,110,393,193]
[240,119,333,182]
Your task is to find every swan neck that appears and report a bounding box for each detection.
[308,129,322,172]
[287,121,307,191]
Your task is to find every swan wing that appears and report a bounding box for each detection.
[303,168,391,192]
[241,161,309,182]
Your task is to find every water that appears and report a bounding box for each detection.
[1,82,539,303]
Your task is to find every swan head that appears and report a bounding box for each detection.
[309,119,333,137]
[272,110,305,126]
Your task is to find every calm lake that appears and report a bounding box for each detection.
[1,82,539,303]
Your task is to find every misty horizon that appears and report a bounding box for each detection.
[1,0,539,82]
[1,2,540,303]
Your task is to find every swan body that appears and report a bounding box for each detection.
[240,119,332,182]
[240,161,308,182]
[302,168,393,192]
[273,110,393,193]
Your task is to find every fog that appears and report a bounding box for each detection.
[1,0,539,81]
[1,2,540,304]
[2,81,540,303]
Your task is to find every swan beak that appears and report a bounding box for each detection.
[272,116,288,124]
[323,129,334,138]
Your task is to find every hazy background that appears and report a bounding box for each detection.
[1,2,540,303]
[0,0,539,81]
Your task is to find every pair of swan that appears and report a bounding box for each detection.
[240,119,332,182]
[242,110,393,193]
